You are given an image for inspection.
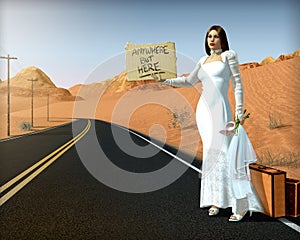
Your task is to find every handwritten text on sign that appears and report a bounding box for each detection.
[125,42,177,81]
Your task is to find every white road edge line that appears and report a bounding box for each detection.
[116,124,300,232]
[278,218,300,233]
[116,124,201,174]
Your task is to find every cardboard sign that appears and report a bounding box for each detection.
[125,42,177,81]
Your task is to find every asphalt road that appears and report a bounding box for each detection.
[0,119,299,240]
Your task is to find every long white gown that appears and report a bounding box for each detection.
[162,50,264,214]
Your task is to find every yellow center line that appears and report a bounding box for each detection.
[0,120,91,206]
[0,120,90,194]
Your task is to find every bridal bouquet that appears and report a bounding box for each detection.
[220,109,250,136]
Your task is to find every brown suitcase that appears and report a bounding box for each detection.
[286,178,300,217]
[249,163,286,218]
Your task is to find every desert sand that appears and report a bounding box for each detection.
[1,51,299,179]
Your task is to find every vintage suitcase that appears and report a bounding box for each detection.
[286,178,300,217]
[249,163,286,218]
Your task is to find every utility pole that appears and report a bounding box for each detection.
[47,93,49,122]
[27,78,38,128]
[0,54,18,136]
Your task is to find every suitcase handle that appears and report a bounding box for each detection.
[258,165,267,170]
[257,164,284,173]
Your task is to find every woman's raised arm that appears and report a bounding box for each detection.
[153,59,202,88]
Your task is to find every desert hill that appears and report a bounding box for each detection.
[68,84,83,96]
[260,48,299,66]
[0,66,74,100]
[69,81,113,100]
[98,71,167,94]
[239,62,261,70]
[238,48,300,69]
[9,66,56,88]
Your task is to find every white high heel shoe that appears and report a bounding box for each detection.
[208,206,219,216]
[229,210,252,222]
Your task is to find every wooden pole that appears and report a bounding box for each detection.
[47,93,49,122]
[27,78,38,128]
[0,54,18,136]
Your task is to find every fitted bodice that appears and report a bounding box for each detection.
[198,58,232,98]
[196,57,232,111]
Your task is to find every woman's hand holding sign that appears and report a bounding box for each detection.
[151,73,166,82]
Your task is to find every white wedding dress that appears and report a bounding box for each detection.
[162,50,264,214]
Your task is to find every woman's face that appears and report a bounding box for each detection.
[207,30,221,50]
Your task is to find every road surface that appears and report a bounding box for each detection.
[0,119,299,239]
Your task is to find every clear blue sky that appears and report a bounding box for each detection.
[0,0,299,88]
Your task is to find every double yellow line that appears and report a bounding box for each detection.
[0,119,91,206]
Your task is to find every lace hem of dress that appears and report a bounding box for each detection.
[200,148,264,213]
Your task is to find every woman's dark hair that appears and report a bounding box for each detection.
[205,25,229,55]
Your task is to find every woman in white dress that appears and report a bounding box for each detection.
[154,25,263,221]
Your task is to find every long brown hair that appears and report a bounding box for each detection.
[205,25,229,55]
